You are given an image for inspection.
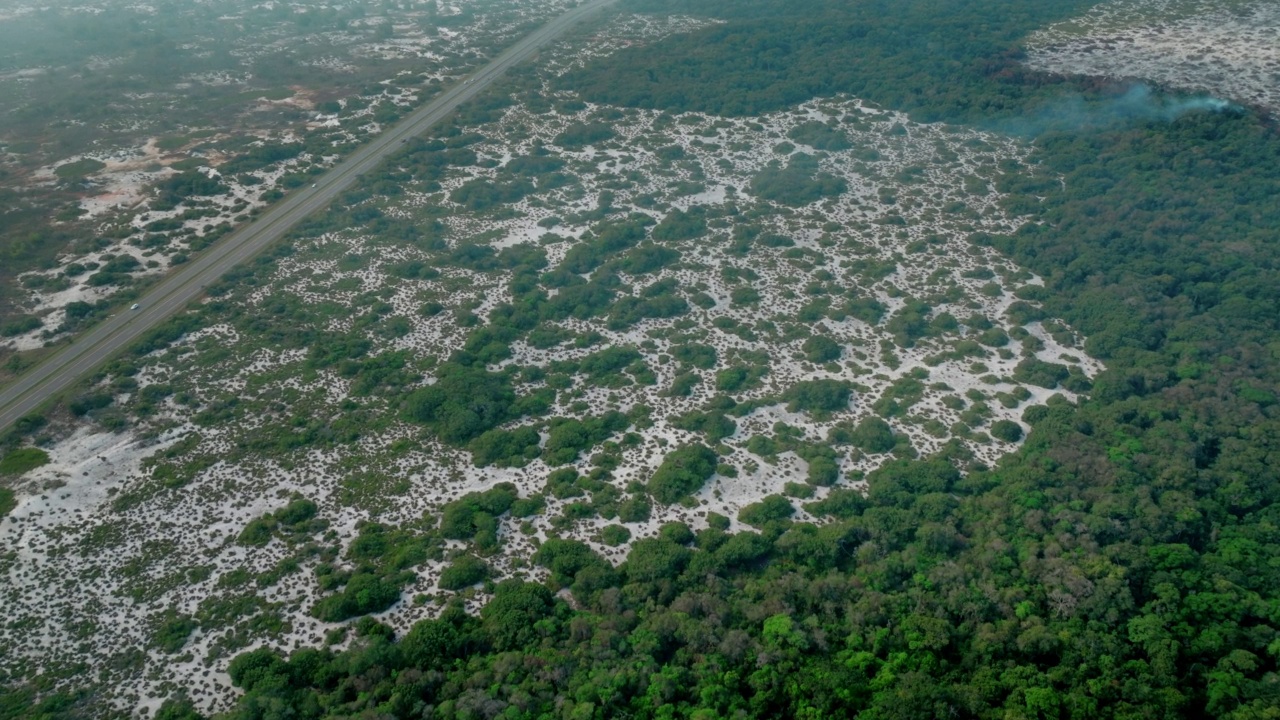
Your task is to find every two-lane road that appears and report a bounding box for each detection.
[0,0,617,434]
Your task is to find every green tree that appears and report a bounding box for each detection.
[481,581,555,652]
[648,444,718,504]
[851,416,896,453]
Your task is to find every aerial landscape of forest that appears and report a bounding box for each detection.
[1,0,1279,718]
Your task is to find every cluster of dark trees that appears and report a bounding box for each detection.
[751,154,848,207]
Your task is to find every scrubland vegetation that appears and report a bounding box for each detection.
[0,0,575,355]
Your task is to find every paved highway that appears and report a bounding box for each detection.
[0,0,617,434]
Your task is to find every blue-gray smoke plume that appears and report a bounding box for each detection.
[998,84,1243,137]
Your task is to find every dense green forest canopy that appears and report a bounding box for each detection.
[8,0,1280,717]
[561,0,1101,122]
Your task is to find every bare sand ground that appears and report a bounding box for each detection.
[1026,0,1280,114]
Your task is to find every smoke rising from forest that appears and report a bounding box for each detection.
[1000,83,1242,136]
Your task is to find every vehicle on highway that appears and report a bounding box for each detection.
[130,303,140,310]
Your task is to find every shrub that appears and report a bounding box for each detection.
[787,121,852,151]
[226,647,287,693]
[481,581,554,651]
[618,495,652,522]
[599,525,632,547]
[449,177,534,210]
[751,154,847,207]
[554,122,614,149]
[236,497,320,547]
[0,315,41,337]
[275,498,317,527]
[439,484,518,540]
[69,393,114,416]
[401,618,462,669]
[651,207,707,241]
[624,538,691,583]
[534,538,612,587]
[671,343,717,369]
[807,455,840,486]
[54,158,106,179]
[438,555,490,590]
[738,494,795,528]
[468,426,542,467]
[154,612,197,653]
[851,416,896,453]
[312,571,407,622]
[648,444,718,504]
[989,419,1024,442]
[510,495,546,517]
[0,447,50,475]
[236,518,275,547]
[544,413,629,465]
[802,335,842,362]
[658,522,695,545]
[783,379,853,413]
[1013,358,1070,389]
[403,364,519,444]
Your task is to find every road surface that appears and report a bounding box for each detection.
[0,0,617,435]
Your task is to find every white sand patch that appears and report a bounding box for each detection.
[54,136,198,217]
[253,86,318,112]
[1026,0,1280,114]
[0,66,46,80]
[4,426,188,525]
[79,167,169,217]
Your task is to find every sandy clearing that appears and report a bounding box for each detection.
[1026,0,1280,114]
